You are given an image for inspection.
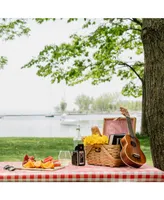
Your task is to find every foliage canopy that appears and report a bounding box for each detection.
[0,18,30,69]
[1,18,144,98]
[23,18,144,97]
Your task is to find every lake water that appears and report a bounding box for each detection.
[0,113,141,137]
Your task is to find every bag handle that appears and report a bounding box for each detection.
[95,147,101,152]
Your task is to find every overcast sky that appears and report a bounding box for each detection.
[0,19,142,114]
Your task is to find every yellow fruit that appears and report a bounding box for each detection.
[23,160,35,168]
[34,161,42,168]
[41,161,54,169]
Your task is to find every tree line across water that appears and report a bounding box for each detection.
[54,92,142,113]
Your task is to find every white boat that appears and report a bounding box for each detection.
[60,114,79,126]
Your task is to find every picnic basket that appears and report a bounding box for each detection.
[85,144,124,167]
[84,117,136,167]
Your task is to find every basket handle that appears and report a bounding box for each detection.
[95,147,101,152]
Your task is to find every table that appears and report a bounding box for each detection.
[0,162,164,182]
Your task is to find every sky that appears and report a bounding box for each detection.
[0,19,142,114]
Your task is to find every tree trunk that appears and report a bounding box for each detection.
[141,81,149,136]
[142,19,164,170]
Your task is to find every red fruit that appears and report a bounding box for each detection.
[43,156,53,163]
[22,155,36,166]
[22,154,29,165]
[52,159,59,163]
[22,161,27,165]
[53,161,61,167]
[23,154,29,161]
[29,156,35,161]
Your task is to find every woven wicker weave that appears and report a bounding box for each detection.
[85,144,124,167]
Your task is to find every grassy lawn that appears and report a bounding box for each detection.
[0,136,153,166]
[136,134,153,166]
[0,137,74,162]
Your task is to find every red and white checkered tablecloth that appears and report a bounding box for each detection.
[0,162,164,182]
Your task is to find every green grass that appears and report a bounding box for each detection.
[0,137,74,162]
[136,135,153,166]
[0,136,153,166]
[136,134,152,166]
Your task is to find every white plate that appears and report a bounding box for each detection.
[20,165,66,171]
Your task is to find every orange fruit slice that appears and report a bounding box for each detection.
[41,161,54,169]
[23,160,35,168]
[34,161,42,168]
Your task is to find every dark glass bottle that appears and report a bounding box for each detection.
[78,144,85,166]
[74,144,85,166]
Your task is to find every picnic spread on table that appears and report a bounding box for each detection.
[0,107,164,182]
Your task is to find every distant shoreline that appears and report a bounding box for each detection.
[0,111,141,117]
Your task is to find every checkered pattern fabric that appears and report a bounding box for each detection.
[0,162,164,182]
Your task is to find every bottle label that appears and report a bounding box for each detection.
[78,151,85,165]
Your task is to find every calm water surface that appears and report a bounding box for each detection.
[0,113,141,137]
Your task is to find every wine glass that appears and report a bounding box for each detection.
[58,151,71,166]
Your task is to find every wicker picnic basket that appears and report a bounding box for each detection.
[85,144,124,167]
[84,117,137,167]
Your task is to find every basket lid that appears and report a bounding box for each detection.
[103,117,136,137]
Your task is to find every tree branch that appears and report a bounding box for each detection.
[127,18,142,27]
[118,61,143,83]
[132,18,143,27]
[128,28,142,32]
